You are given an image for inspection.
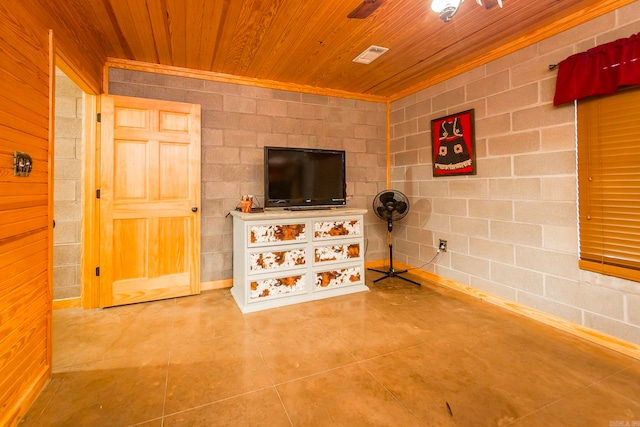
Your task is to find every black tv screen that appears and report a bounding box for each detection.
[264,146,347,208]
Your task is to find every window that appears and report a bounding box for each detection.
[577,86,640,281]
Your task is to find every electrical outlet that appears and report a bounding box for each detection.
[439,239,447,252]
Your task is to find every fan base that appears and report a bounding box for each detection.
[367,267,421,286]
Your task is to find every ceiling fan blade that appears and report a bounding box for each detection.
[395,201,408,214]
[379,191,395,204]
[347,0,386,19]
[484,0,502,9]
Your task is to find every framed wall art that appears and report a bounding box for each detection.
[431,109,476,177]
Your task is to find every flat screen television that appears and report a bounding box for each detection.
[264,146,347,209]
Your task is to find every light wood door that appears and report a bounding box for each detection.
[99,95,201,307]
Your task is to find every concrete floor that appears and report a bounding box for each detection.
[21,274,640,426]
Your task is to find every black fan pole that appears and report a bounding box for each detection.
[367,219,421,286]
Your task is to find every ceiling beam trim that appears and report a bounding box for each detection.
[105,58,389,103]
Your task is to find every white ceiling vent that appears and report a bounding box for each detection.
[352,45,389,64]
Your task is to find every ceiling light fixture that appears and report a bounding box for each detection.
[431,0,503,23]
[431,0,463,22]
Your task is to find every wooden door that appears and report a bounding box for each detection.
[99,95,201,307]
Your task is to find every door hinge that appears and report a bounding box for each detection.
[97,113,101,122]
[95,267,100,276]
[96,189,100,199]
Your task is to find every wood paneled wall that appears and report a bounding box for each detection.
[0,3,52,424]
[0,1,103,425]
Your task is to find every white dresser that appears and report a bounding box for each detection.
[229,208,368,313]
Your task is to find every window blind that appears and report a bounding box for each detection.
[577,86,640,282]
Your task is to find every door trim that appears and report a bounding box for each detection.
[52,51,101,309]
[81,93,100,308]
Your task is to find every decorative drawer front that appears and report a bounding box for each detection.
[250,274,306,301]
[249,248,306,273]
[315,265,362,290]
[314,242,361,264]
[249,223,307,246]
[313,219,362,240]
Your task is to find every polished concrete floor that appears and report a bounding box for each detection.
[21,274,640,426]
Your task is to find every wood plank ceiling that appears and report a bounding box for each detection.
[44,0,632,100]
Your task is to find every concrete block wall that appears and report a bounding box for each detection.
[389,2,640,345]
[109,70,388,284]
[53,68,83,299]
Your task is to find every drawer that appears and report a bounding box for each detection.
[314,265,363,290]
[249,222,307,247]
[313,242,362,265]
[313,218,362,241]
[248,247,307,274]
[250,274,307,301]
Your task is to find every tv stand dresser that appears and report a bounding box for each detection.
[229,208,368,313]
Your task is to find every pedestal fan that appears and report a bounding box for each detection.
[368,190,421,286]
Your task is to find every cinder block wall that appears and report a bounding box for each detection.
[53,69,83,299]
[389,2,640,345]
[109,70,388,284]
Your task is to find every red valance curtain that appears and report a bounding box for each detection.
[553,33,640,106]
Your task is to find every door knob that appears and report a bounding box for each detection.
[191,207,198,212]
